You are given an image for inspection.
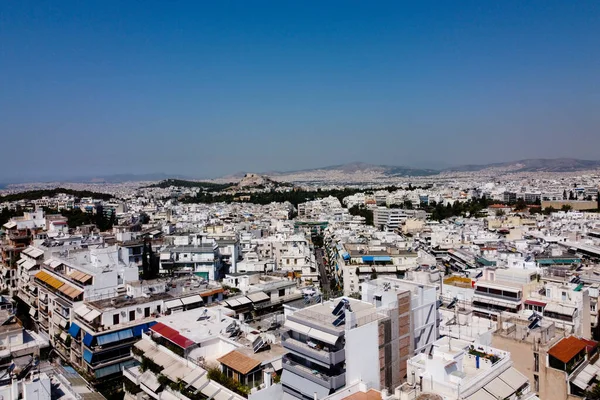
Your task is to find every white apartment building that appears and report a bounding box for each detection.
[407,337,536,400]
[281,295,412,399]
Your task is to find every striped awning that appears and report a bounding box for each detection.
[68,270,92,284]
[58,283,83,299]
[35,270,64,290]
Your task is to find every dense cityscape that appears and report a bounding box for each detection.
[2,1,598,399]
[0,162,599,400]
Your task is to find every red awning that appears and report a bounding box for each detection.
[525,300,547,307]
[150,322,195,349]
[169,333,196,349]
[151,322,179,340]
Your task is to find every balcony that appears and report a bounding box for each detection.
[282,334,345,365]
[474,289,521,303]
[282,356,346,390]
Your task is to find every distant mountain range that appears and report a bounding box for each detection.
[3,158,599,186]
[443,158,600,173]
[250,158,600,179]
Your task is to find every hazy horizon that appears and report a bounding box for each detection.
[1,1,598,181]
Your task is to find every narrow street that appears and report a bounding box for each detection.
[315,247,330,297]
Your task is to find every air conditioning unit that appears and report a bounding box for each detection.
[120,311,126,317]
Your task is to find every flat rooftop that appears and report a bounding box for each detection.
[156,306,235,344]
[291,298,384,332]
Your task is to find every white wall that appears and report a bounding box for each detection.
[345,320,380,390]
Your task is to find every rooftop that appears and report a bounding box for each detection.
[217,350,261,375]
[548,336,595,363]
[290,297,384,332]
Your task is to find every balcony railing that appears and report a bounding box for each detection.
[473,291,521,303]
[282,356,345,389]
[282,334,345,365]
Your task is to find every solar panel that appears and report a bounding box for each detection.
[333,314,345,327]
[253,336,266,353]
[225,322,236,333]
[447,298,457,309]
[331,299,348,315]
[528,312,539,321]
[528,317,540,330]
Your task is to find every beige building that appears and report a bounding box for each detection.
[492,314,596,400]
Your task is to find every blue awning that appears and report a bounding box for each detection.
[373,256,391,262]
[132,324,148,337]
[342,252,350,260]
[97,328,134,345]
[118,329,133,341]
[83,333,94,347]
[97,331,120,346]
[68,323,81,338]
[362,256,374,262]
[83,349,93,363]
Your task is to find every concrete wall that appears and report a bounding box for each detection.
[345,316,380,389]
[491,334,569,400]
[541,200,597,211]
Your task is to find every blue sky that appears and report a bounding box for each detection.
[1,1,598,180]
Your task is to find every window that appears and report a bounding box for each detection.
[156,305,161,314]
[144,307,150,318]
[562,292,567,301]
[534,353,539,372]
[533,374,539,392]
[113,314,119,325]
[129,310,135,321]
[279,289,286,297]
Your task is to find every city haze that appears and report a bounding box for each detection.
[1,1,599,181]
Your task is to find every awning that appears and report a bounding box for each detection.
[3,221,17,229]
[200,382,222,398]
[140,370,161,392]
[484,376,514,399]
[83,309,101,322]
[83,333,94,347]
[21,260,36,270]
[307,328,340,345]
[213,389,235,400]
[246,291,270,303]
[83,349,93,363]
[153,351,177,368]
[284,319,311,335]
[525,299,547,307]
[544,302,576,316]
[183,368,205,385]
[373,256,391,262]
[35,270,64,290]
[572,363,600,390]
[24,247,44,259]
[281,370,329,399]
[362,256,374,262]
[68,323,81,337]
[164,299,183,309]
[181,295,203,305]
[58,283,83,299]
[97,331,122,346]
[498,367,529,391]
[69,270,92,284]
[163,363,193,381]
[160,253,171,261]
[132,323,150,337]
[465,388,497,400]
[235,296,252,305]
